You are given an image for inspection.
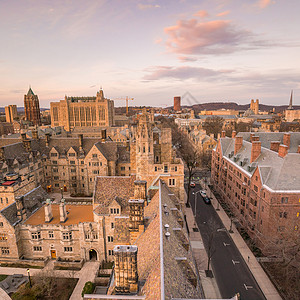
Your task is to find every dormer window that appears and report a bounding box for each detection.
[110,208,120,214]
[68,153,75,157]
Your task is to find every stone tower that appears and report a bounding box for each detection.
[250,99,259,115]
[287,90,293,110]
[135,110,154,179]
[24,87,41,126]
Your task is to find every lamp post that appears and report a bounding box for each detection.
[60,187,63,199]
[27,268,32,287]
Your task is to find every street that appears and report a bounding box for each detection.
[186,182,266,300]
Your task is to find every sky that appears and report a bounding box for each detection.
[0,0,300,108]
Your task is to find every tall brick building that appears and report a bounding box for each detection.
[24,87,41,126]
[50,89,115,131]
[211,131,300,252]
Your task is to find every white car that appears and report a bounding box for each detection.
[200,190,207,197]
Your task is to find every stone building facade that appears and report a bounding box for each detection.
[211,131,300,252]
[24,87,41,126]
[50,89,115,131]
[5,105,17,123]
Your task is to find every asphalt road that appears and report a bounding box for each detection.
[187,182,266,300]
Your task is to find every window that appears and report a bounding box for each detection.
[254,185,258,192]
[93,233,98,240]
[92,154,98,158]
[31,232,41,240]
[81,161,84,165]
[62,232,72,240]
[70,161,75,165]
[155,166,157,172]
[175,166,177,172]
[64,247,73,252]
[51,153,58,157]
[49,231,54,239]
[93,170,99,174]
[1,247,9,255]
[164,165,168,173]
[53,168,58,173]
[279,212,287,218]
[111,223,114,229]
[55,183,59,187]
[69,153,75,157]
[108,236,113,242]
[108,250,114,256]
[33,246,42,251]
[54,176,59,180]
[52,160,58,165]
[71,169,76,172]
[110,208,119,214]
[0,234,7,240]
[0,222,3,227]
[281,197,288,204]
[121,166,125,171]
[169,178,175,186]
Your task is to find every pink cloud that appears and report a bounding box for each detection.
[256,0,273,9]
[194,10,209,18]
[143,66,233,80]
[164,19,251,55]
[217,10,230,17]
[178,56,198,62]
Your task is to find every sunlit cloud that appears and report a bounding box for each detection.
[178,56,198,62]
[194,10,209,18]
[217,10,230,17]
[256,0,273,9]
[164,19,252,55]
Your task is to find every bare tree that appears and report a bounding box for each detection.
[202,116,224,138]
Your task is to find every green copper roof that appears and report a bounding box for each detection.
[27,87,34,96]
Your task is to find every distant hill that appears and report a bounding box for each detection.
[0,107,48,113]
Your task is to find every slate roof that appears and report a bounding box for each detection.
[219,133,300,191]
[93,175,136,215]
[0,186,47,227]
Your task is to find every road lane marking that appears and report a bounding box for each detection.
[244,284,253,290]
[223,242,230,246]
[232,260,240,265]
[217,228,226,232]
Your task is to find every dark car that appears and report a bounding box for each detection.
[190,182,196,188]
[203,197,211,204]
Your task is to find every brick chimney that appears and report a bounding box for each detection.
[101,129,107,142]
[45,133,50,147]
[283,133,291,149]
[251,141,261,163]
[59,199,67,223]
[114,245,138,294]
[128,199,144,232]
[134,180,147,201]
[232,131,237,138]
[78,134,83,151]
[270,141,280,152]
[221,131,226,138]
[297,145,300,153]
[234,136,243,155]
[252,136,259,142]
[44,199,53,222]
[250,133,255,142]
[278,144,288,158]
[15,196,27,220]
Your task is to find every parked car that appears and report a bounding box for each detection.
[203,197,211,205]
[200,190,206,197]
[190,182,196,188]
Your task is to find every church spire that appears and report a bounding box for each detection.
[288,90,293,110]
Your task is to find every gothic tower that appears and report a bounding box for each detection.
[24,87,41,126]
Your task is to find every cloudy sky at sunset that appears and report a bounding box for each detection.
[0,0,299,107]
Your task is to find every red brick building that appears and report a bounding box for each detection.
[211,131,300,252]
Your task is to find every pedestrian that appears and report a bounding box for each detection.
[248,256,250,263]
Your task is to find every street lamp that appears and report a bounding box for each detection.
[60,187,63,199]
[27,268,32,287]
[192,190,201,218]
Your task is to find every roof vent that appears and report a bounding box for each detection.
[164,224,169,231]
[165,232,170,240]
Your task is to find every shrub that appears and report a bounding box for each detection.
[81,281,95,297]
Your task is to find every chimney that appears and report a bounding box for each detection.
[270,141,280,152]
[251,141,261,163]
[78,134,83,151]
[15,196,27,220]
[297,145,300,154]
[232,131,237,138]
[44,199,53,222]
[21,133,31,152]
[59,199,67,223]
[114,245,138,294]
[134,180,147,201]
[128,199,144,232]
[278,144,288,158]
[32,129,38,140]
[45,133,50,147]
[283,133,291,149]
[250,133,255,142]
[0,147,5,161]
[252,136,259,142]
[101,129,107,142]
[221,131,226,138]
[234,136,243,155]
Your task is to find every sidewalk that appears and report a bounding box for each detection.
[202,180,282,300]
[185,205,221,299]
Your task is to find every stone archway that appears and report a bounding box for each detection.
[89,249,98,261]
